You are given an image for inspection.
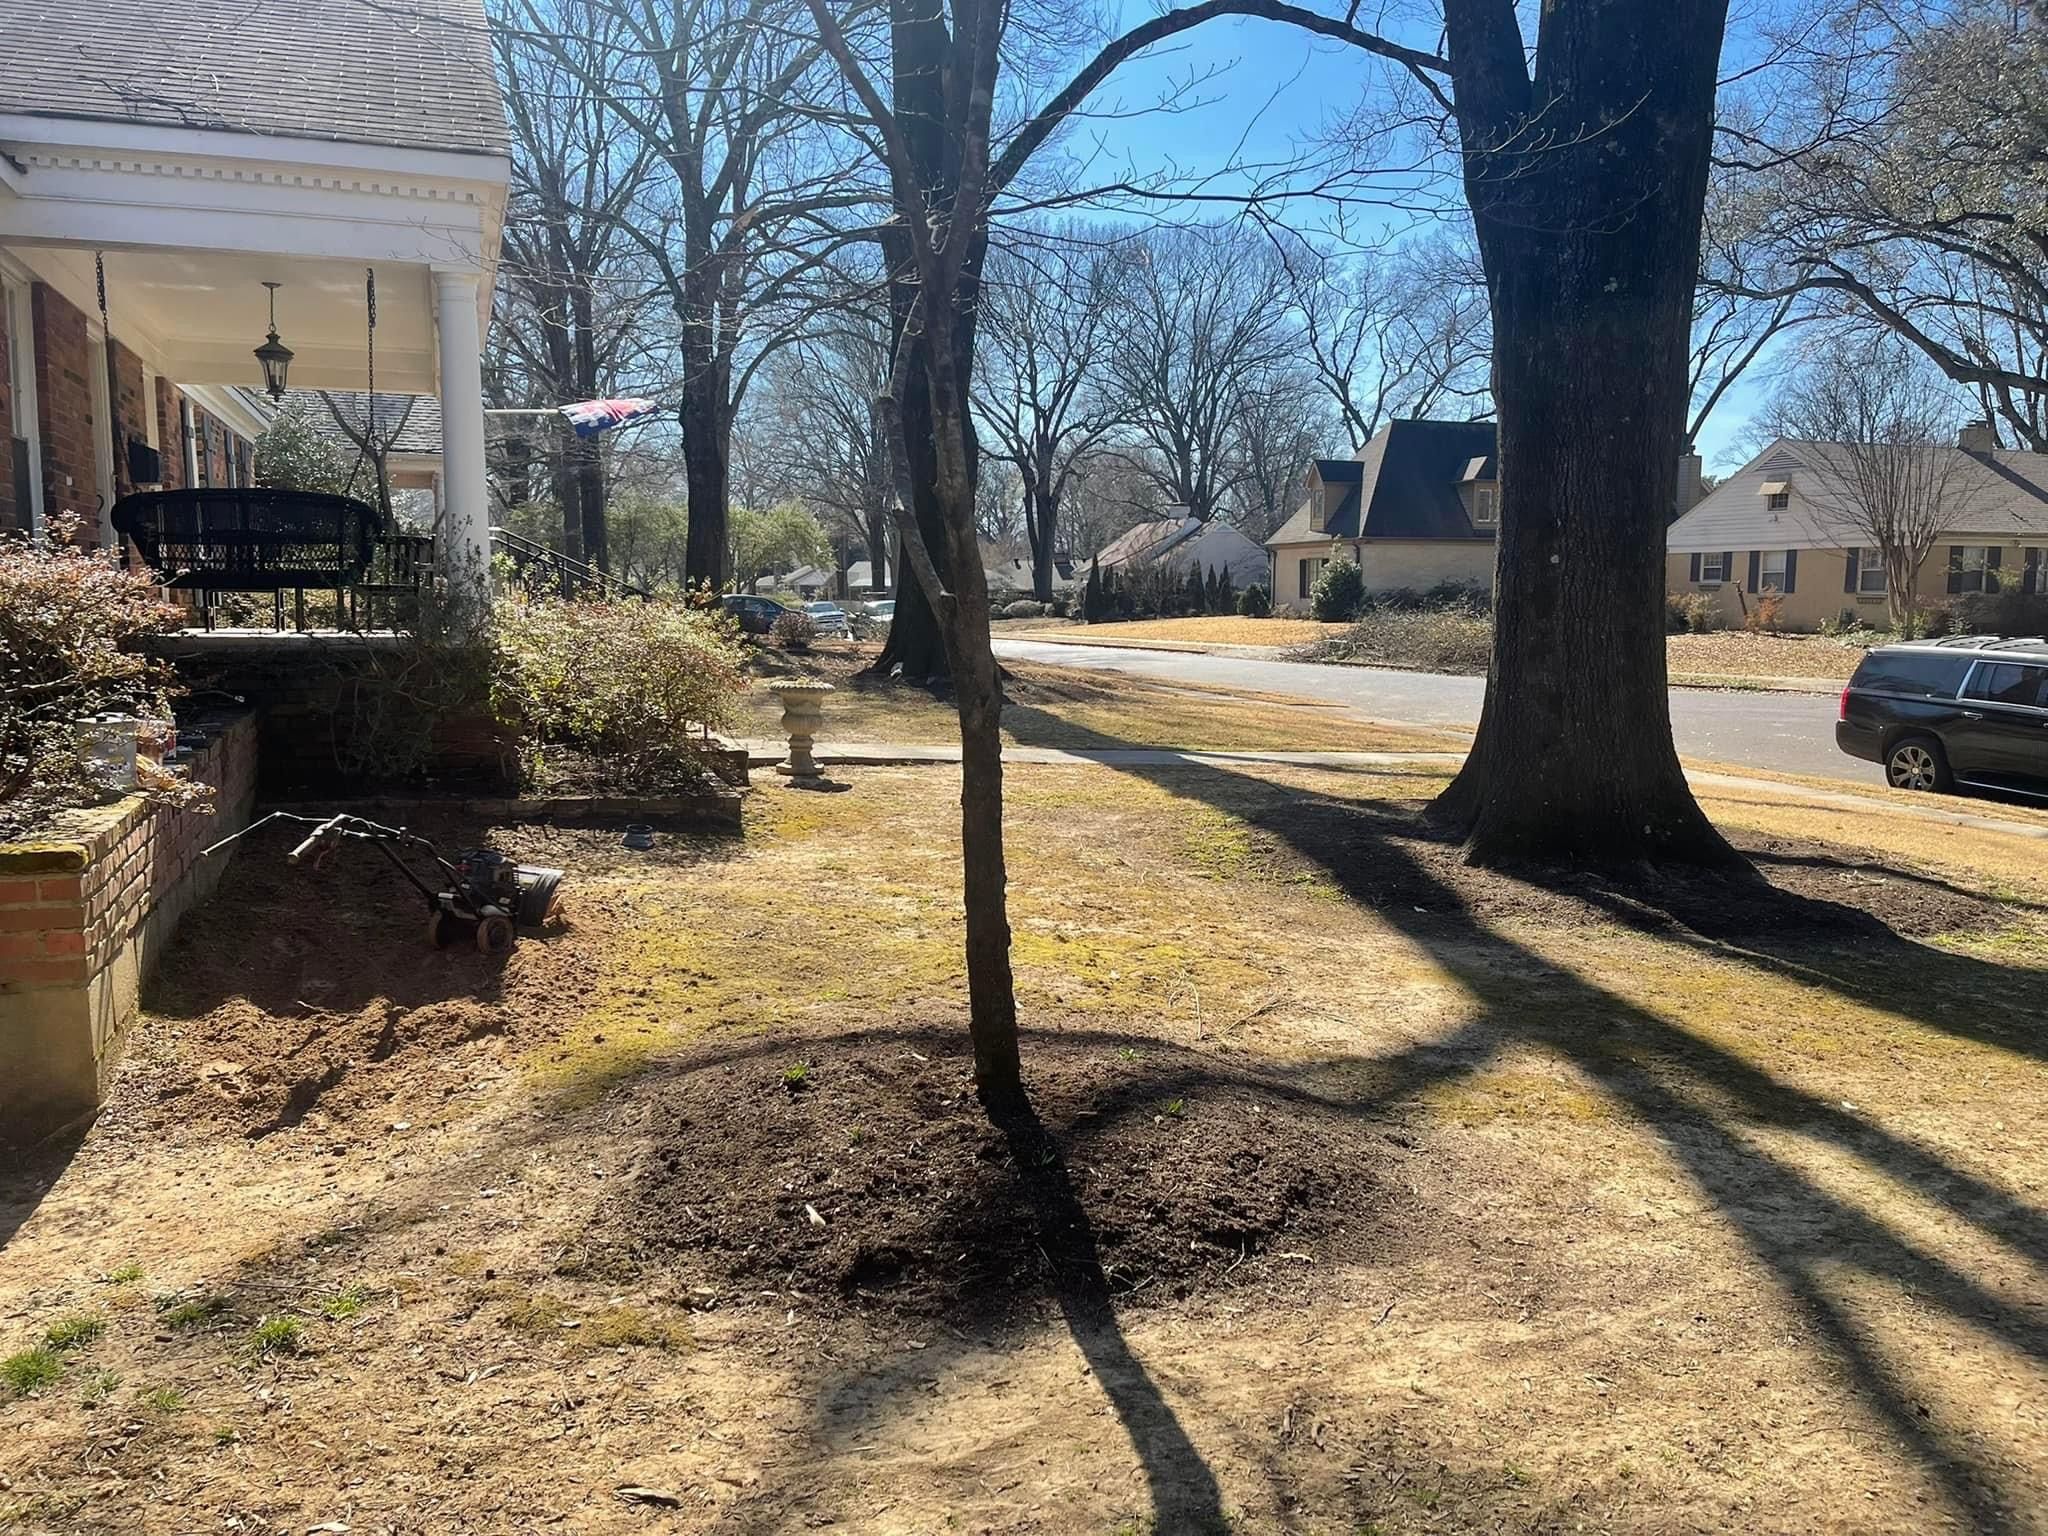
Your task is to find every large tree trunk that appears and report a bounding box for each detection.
[680,375,730,590]
[1432,0,1739,868]
[1024,467,1057,603]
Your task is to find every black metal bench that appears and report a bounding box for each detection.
[111,488,430,630]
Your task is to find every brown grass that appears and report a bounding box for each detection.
[1004,615,1344,647]
[1667,629,1869,682]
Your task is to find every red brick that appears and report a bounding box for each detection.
[36,875,84,902]
[0,879,41,905]
[0,933,42,960]
[0,956,89,986]
[39,929,87,957]
[0,906,70,931]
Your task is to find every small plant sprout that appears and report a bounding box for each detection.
[1164,1098,1186,1118]
[140,1385,186,1414]
[213,1425,240,1445]
[156,1293,230,1331]
[2,1348,64,1396]
[318,1285,369,1321]
[104,1263,144,1286]
[782,1062,811,1089]
[246,1316,305,1358]
[80,1369,121,1408]
[43,1314,105,1351]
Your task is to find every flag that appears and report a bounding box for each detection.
[558,397,659,437]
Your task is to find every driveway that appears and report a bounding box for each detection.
[993,638,1857,784]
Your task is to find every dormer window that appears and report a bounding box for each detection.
[1473,486,1497,526]
[1761,480,1791,511]
[1309,483,1326,533]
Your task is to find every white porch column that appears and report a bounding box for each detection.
[433,267,491,586]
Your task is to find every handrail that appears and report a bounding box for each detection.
[489,525,651,600]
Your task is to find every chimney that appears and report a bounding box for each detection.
[1674,452,1705,516]
[1957,420,1998,454]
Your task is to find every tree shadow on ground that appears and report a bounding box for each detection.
[998,698,2048,1529]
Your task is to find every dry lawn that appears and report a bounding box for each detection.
[1667,629,1869,683]
[2,755,2046,1535]
[1002,616,1344,648]
[738,646,1459,752]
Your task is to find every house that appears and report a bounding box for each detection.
[1665,428,2048,631]
[0,0,509,571]
[986,552,1078,597]
[1089,513,1266,591]
[1265,419,1501,614]
[756,564,834,598]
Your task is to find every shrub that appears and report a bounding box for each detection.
[1047,592,1069,618]
[771,608,817,652]
[1310,558,1365,623]
[1420,579,1490,614]
[1743,588,1786,633]
[1299,608,1494,673]
[0,518,193,840]
[1664,593,1694,633]
[1237,583,1271,618]
[492,595,748,790]
[999,599,1048,619]
[1672,591,1720,633]
[1916,601,1956,638]
[1954,589,2048,637]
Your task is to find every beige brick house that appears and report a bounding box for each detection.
[1665,430,2048,631]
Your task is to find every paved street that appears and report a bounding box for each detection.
[992,638,1859,784]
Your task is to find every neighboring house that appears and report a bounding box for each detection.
[1265,419,1500,614]
[1665,429,2048,631]
[282,389,447,518]
[755,564,834,598]
[0,0,510,569]
[1089,514,1266,591]
[986,552,1077,596]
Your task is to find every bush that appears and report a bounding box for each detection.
[1916,601,1956,639]
[999,599,1048,619]
[1047,592,1069,618]
[1310,558,1365,622]
[0,518,193,840]
[1668,591,1720,633]
[1954,589,2048,637]
[771,608,817,652]
[1743,588,1786,633]
[1237,583,1271,618]
[1298,608,1494,673]
[493,595,748,790]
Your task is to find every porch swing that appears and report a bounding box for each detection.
[111,266,400,629]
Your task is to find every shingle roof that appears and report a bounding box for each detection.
[1268,418,1498,547]
[290,391,444,456]
[1095,517,1199,569]
[0,0,508,157]
[1667,438,2048,552]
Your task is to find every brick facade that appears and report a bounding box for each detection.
[0,714,257,1139]
[155,376,185,492]
[109,338,150,497]
[31,281,98,534]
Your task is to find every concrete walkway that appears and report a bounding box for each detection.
[742,740,2048,842]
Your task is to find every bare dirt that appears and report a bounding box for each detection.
[599,1030,1398,1325]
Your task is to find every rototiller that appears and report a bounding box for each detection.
[204,812,564,953]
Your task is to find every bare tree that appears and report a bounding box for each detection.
[1765,337,1977,629]
[1228,357,1335,539]
[974,226,1126,599]
[1104,221,1302,523]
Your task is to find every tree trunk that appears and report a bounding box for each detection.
[680,373,731,590]
[1432,0,1740,868]
[1025,470,1057,603]
[951,615,1022,1103]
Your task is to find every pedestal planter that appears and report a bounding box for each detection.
[771,682,835,785]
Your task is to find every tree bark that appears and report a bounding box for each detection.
[680,371,731,590]
[1024,465,1058,603]
[1431,0,1741,868]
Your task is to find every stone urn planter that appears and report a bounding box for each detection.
[770,682,835,785]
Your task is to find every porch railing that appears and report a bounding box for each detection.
[490,525,651,601]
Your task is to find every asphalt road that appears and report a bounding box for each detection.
[992,638,1861,784]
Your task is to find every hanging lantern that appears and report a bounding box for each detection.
[254,281,293,399]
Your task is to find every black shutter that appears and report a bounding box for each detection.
[1689,553,1701,582]
[1722,552,1734,586]
[1844,548,1859,593]
[1783,548,1797,594]
[1298,558,1310,599]
[1987,545,2003,593]
[2026,550,2042,596]
[1947,546,1965,594]
[1747,551,1761,593]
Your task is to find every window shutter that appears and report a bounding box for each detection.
[1986,545,2003,593]
[1689,553,1701,582]
[2027,550,2042,596]
[1298,558,1310,599]
[1947,547,1964,594]
[1844,548,1858,593]
[1746,551,1761,593]
[1783,548,1797,594]
[1721,552,1733,586]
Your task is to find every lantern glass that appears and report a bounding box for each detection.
[254,332,293,399]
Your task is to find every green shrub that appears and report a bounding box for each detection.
[0,517,193,840]
[1310,558,1365,623]
[1237,583,1271,618]
[492,596,749,791]
[1954,590,2048,637]
[2,1348,63,1396]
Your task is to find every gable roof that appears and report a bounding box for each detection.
[1095,516,1200,569]
[0,0,509,158]
[1667,437,2048,552]
[1267,418,1498,547]
[286,392,444,457]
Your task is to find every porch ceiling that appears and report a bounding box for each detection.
[24,246,435,393]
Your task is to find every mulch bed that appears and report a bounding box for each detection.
[599,1031,1403,1325]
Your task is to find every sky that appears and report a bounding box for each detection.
[1053,5,1774,471]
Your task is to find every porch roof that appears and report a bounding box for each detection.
[0,0,507,158]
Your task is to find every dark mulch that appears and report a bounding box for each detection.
[599,1031,1401,1325]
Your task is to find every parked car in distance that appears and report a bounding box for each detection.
[804,601,851,637]
[866,599,896,623]
[1837,637,2048,797]
[718,593,787,635]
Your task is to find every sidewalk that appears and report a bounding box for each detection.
[740,740,2048,841]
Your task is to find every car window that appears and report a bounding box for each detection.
[1850,651,1973,699]
[1962,661,2048,708]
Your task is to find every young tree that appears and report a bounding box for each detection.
[728,501,832,592]
[1765,338,1977,631]
[975,227,1127,601]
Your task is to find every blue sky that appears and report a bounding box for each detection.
[1059,7,1771,470]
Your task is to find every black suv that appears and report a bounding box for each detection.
[1837,637,2048,796]
[717,593,788,635]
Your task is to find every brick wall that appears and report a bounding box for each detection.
[155,377,185,492]
[31,282,97,534]
[0,713,258,1140]
[110,339,149,497]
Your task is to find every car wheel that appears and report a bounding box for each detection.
[1885,735,1952,793]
